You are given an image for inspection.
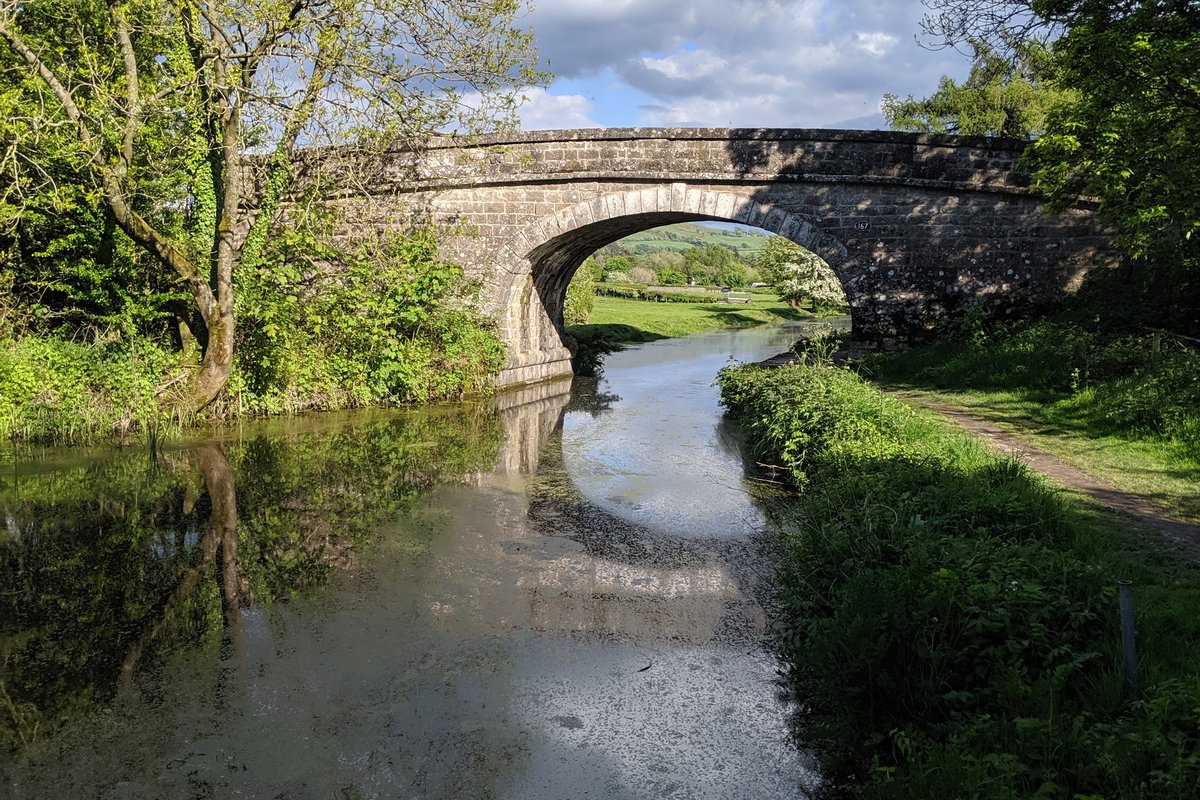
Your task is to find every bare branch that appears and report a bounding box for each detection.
[919,0,1061,54]
[0,16,99,161]
[108,0,141,176]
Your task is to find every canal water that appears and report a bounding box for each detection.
[1,321,834,799]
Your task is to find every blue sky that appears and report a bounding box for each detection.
[514,0,973,130]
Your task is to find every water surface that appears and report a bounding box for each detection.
[1,321,836,799]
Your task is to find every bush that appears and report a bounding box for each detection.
[564,266,595,325]
[0,334,173,443]
[227,227,506,414]
[657,268,687,286]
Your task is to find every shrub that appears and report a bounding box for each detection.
[565,267,596,325]
[0,334,172,443]
[228,227,506,414]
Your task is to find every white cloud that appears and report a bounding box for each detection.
[525,0,970,128]
[855,31,900,57]
[640,50,728,81]
[516,87,602,130]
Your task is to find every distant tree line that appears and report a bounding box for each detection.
[564,235,848,325]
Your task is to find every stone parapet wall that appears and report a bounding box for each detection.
[362,128,1032,196]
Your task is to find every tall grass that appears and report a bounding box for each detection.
[719,361,1200,798]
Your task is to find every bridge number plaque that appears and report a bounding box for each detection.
[854,221,871,231]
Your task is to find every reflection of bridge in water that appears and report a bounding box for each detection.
[443,376,775,649]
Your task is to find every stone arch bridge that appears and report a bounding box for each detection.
[327,128,1116,388]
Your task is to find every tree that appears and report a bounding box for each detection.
[564,264,594,325]
[882,35,1069,138]
[1028,2,1200,267]
[657,268,687,286]
[756,236,846,309]
[600,254,632,281]
[682,244,740,285]
[715,262,749,288]
[0,0,545,411]
[642,250,685,282]
[916,0,1200,320]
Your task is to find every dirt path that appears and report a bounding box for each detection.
[759,350,1200,553]
[887,388,1200,555]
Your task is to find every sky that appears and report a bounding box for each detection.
[513,0,973,131]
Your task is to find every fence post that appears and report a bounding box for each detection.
[1118,580,1139,690]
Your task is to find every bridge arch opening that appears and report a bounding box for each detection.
[498,189,855,386]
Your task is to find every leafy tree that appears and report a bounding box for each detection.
[579,255,603,281]
[600,254,632,281]
[642,250,686,281]
[756,236,846,309]
[0,0,545,412]
[657,268,687,286]
[564,264,595,325]
[883,35,1069,138]
[0,17,189,341]
[1029,2,1200,268]
[917,0,1200,326]
[682,244,740,285]
[715,262,749,288]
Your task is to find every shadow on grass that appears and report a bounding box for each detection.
[700,304,808,325]
[565,323,668,377]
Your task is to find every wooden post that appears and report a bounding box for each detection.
[1118,580,1139,690]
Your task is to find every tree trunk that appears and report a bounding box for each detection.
[188,306,234,411]
[120,443,239,686]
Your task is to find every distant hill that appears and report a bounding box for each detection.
[612,222,769,258]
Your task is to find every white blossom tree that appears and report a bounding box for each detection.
[756,236,846,310]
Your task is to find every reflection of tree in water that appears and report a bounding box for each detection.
[564,375,620,417]
[0,407,504,752]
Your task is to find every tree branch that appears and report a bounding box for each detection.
[108,0,141,177]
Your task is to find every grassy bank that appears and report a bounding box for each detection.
[863,320,1200,524]
[581,291,813,337]
[566,291,822,374]
[719,360,1200,798]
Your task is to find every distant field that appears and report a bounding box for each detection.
[616,222,769,257]
[570,291,810,341]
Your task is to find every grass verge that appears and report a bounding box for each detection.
[862,320,1200,525]
[579,291,815,338]
[0,335,176,445]
[719,360,1200,799]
